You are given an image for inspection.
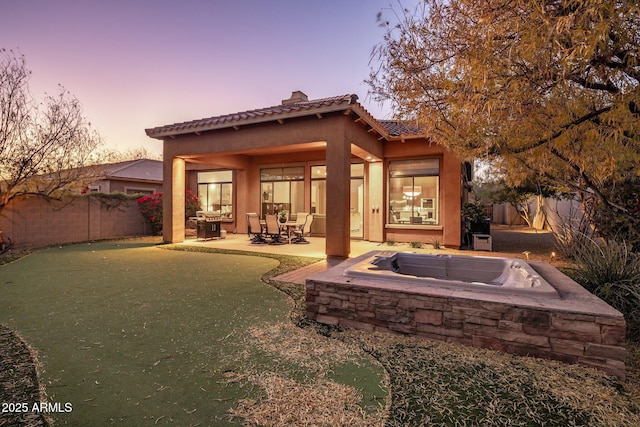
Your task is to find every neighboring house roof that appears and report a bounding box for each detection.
[145,92,425,141]
[97,159,163,183]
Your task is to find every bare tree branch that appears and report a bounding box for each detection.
[0,49,104,214]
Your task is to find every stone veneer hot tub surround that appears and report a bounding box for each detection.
[305,251,627,378]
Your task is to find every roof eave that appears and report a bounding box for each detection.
[146,102,357,140]
[386,132,429,142]
[348,104,391,140]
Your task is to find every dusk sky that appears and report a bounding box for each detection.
[3,1,413,157]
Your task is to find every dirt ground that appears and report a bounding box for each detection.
[489,225,558,260]
[0,325,50,426]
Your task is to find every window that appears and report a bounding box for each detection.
[389,159,439,225]
[311,166,327,215]
[125,187,154,195]
[197,170,233,219]
[311,164,364,238]
[260,167,304,218]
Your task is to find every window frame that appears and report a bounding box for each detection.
[197,170,234,220]
[260,166,305,218]
[387,158,441,227]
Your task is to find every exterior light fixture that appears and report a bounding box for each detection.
[403,185,422,198]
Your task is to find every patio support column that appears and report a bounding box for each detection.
[162,156,185,243]
[325,138,350,258]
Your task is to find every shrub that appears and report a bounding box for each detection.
[184,190,201,219]
[137,190,201,236]
[137,193,163,235]
[588,178,640,251]
[410,241,423,249]
[462,202,487,224]
[430,238,442,249]
[550,215,595,260]
[567,238,640,342]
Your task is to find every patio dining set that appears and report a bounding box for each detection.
[247,213,314,245]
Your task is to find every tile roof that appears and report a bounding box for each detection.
[146,94,359,138]
[145,92,424,141]
[378,120,423,137]
[98,159,163,182]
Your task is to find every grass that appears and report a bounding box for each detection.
[0,240,387,425]
[2,238,640,426]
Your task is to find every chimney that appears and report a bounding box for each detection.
[281,91,308,105]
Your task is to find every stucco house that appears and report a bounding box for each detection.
[87,159,163,195]
[146,91,470,258]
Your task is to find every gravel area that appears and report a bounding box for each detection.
[489,225,558,260]
[0,325,50,427]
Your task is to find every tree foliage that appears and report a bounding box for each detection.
[0,49,103,213]
[369,0,640,221]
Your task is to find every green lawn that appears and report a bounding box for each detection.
[0,240,386,425]
[2,240,639,426]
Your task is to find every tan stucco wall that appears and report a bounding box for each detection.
[95,179,162,194]
[162,113,464,255]
[0,196,149,250]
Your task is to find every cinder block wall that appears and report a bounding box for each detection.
[0,196,150,250]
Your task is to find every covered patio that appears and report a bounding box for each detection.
[146,91,467,258]
[182,233,384,260]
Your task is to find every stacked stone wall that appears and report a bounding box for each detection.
[306,279,626,378]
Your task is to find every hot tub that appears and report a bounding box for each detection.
[306,251,626,377]
[343,252,559,298]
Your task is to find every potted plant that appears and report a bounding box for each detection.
[462,202,490,234]
[278,210,288,223]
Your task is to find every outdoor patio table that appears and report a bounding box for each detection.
[279,221,300,244]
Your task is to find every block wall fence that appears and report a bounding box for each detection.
[0,196,151,250]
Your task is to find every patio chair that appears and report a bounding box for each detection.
[247,213,267,244]
[292,214,313,244]
[294,212,308,229]
[264,214,285,244]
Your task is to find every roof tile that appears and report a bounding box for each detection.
[378,120,423,137]
[145,93,423,140]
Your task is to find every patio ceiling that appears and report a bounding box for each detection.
[181,141,329,163]
[181,140,381,166]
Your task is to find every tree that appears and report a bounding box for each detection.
[368,1,640,226]
[0,49,103,215]
[102,146,162,163]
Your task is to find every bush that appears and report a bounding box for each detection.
[462,202,487,224]
[184,190,201,219]
[567,238,640,342]
[587,178,640,251]
[137,193,163,235]
[137,190,201,236]
[551,215,595,260]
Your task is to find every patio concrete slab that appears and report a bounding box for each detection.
[179,225,559,285]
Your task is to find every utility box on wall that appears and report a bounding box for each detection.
[473,234,492,251]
